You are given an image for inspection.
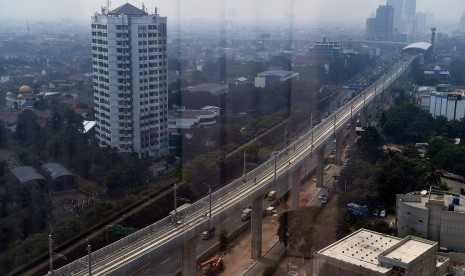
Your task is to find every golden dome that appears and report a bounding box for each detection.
[6,92,13,97]
[19,85,32,93]
[17,94,24,99]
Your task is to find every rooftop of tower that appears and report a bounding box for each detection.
[109,3,148,16]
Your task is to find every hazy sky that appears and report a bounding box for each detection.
[1,0,464,24]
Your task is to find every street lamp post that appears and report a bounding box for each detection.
[172,183,190,225]
[105,225,113,246]
[204,183,212,220]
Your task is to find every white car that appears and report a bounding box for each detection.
[380,209,386,218]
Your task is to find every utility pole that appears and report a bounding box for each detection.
[173,183,177,221]
[206,183,212,220]
[345,177,347,195]
[243,151,246,177]
[333,114,336,137]
[274,152,278,184]
[49,234,53,276]
[87,240,92,276]
[311,131,314,156]
[310,112,313,129]
[284,128,287,147]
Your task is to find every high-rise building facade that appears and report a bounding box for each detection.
[387,0,404,32]
[91,3,169,157]
[459,11,465,33]
[366,5,394,41]
[404,0,416,16]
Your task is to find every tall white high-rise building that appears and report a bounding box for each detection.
[91,3,168,157]
[387,0,403,32]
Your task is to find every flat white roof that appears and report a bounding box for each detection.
[400,192,465,212]
[402,42,432,51]
[318,229,401,273]
[257,70,295,77]
[382,238,435,264]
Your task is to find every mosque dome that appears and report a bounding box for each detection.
[17,94,24,100]
[6,92,13,97]
[19,85,32,93]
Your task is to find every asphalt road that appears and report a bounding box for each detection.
[131,144,343,275]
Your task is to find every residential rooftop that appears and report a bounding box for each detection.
[318,229,400,273]
[401,191,465,213]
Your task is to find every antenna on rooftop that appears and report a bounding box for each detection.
[101,0,111,15]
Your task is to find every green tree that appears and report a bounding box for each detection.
[15,110,41,146]
[218,230,229,250]
[277,211,289,246]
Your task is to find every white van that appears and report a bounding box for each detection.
[241,208,252,221]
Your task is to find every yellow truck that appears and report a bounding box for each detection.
[267,191,276,201]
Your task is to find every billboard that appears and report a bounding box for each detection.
[448,94,462,101]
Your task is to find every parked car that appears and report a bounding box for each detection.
[380,209,386,218]
[319,194,327,200]
[373,209,379,216]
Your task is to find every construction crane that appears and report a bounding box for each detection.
[197,256,226,275]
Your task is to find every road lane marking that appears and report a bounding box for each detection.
[161,257,171,264]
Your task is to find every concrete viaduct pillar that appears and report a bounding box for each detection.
[316,145,325,188]
[181,236,198,276]
[291,169,301,210]
[360,107,368,128]
[350,118,356,146]
[251,195,263,259]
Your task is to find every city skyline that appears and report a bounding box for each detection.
[0,0,464,24]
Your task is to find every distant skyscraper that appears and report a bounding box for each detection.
[414,13,425,32]
[404,0,416,16]
[91,3,169,157]
[366,18,377,40]
[366,5,394,41]
[460,11,465,33]
[387,0,403,32]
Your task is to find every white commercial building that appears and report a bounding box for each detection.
[429,84,465,121]
[315,228,449,276]
[92,3,168,157]
[167,109,217,132]
[397,191,465,253]
[254,70,299,88]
